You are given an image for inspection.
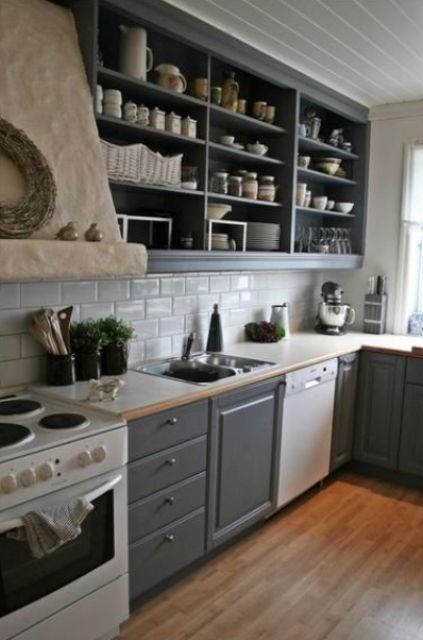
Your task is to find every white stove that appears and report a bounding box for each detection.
[0,392,129,640]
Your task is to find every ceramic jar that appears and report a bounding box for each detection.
[123,101,138,122]
[155,64,187,93]
[181,116,197,138]
[242,172,258,200]
[119,25,153,80]
[258,175,277,202]
[222,71,239,111]
[137,104,149,126]
[228,175,243,197]
[252,101,267,120]
[150,107,165,130]
[165,111,182,134]
[103,89,122,119]
[210,171,229,194]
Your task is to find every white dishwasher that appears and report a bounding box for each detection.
[277,359,338,509]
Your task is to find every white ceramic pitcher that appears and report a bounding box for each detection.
[119,25,153,80]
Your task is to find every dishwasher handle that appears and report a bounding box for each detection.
[304,377,322,389]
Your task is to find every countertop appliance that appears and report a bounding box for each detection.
[315,281,355,335]
[277,359,338,508]
[0,393,128,640]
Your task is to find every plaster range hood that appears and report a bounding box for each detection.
[0,0,147,281]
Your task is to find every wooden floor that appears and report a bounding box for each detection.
[121,472,423,640]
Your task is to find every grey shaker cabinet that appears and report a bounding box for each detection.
[330,353,359,471]
[398,384,423,477]
[207,378,284,549]
[354,352,405,469]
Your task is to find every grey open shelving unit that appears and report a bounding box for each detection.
[68,0,369,272]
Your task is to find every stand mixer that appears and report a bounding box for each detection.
[315,281,355,335]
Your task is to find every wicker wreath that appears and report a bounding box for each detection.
[0,117,56,238]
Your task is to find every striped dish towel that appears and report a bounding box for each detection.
[8,497,94,558]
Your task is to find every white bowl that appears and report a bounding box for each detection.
[220,136,235,146]
[313,196,328,210]
[335,202,354,214]
[207,203,232,220]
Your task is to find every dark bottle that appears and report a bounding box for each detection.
[206,304,223,353]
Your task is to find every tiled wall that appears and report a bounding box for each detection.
[0,271,321,388]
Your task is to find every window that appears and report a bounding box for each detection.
[394,144,423,335]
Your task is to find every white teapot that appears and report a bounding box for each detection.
[155,64,187,93]
[247,141,269,156]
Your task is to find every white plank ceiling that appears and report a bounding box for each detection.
[163,0,423,107]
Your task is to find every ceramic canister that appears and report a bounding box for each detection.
[242,172,258,200]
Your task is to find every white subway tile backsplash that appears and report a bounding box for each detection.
[160,277,185,296]
[131,278,159,298]
[132,319,159,339]
[186,276,209,294]
[0,284,20,309]
[146,297,172,319]
[173,295,198,315]
[80,303,114,320]
[145,337,172,360]
[61,281,97,304]
[0,335,21,361]
[21,282,61,308]
[98,279,130,302]
[159,315,185,336]
[0,270,316,389]
[210,275,231,293]
[115,301,145,321]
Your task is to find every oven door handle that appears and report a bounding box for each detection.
[0,473,123,535]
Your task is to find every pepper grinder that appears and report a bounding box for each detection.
[206,304,223,352]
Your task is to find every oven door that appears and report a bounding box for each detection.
[0,466,128,640]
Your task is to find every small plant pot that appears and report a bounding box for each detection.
[46,353,75,386]
[101,343,128,375]
[75,350,101,381]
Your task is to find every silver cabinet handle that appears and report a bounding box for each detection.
[166,417,178,425]
[165,496,175,505]
[166,457,176,466]
[164,534,175,543]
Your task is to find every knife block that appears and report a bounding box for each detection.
[363,294,387,334]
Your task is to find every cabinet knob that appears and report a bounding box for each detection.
[165,496,175,505]
[164,534,175,543]
[166,457,176,466]
[166,417,178,425]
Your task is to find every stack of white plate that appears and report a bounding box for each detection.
[247,222,280,250]
[207,232,230,250]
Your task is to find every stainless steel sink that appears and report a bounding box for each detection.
[135,353,276,385]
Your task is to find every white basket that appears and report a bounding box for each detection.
[101,139,182,186]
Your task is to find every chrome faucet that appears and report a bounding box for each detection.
[181,332,195,360]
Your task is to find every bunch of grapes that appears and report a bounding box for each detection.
[245,321,284,343]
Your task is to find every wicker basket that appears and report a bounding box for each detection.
[101,140,182,187]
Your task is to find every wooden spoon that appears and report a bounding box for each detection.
[58,306,73,353]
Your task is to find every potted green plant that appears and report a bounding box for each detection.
[99,316,135,375]
[70,319,104,381]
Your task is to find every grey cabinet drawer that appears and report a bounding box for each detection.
[128,436,207,503]
[128,400,208,460]
[406,358,423,385]
[129,509,205,599]
[129,472,206,542]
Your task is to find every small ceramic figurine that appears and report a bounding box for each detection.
[87,378,125,402]
[56,222,79,241]
[84,223,103,242]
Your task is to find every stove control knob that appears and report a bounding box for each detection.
[92,445,107,463]
[77,451,92,468]
[37,462,54,481]
[1,473,17,494]
[19,469,36,488]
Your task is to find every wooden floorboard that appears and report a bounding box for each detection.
[121,472,423,640]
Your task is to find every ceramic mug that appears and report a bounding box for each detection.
[191,77,208,100]
[252,101,267,120]
[265,105,276,124]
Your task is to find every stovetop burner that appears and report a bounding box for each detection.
[0,399,43,418]
[38,413,89,431]
[0,423,34,448]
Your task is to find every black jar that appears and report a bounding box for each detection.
[75,350,101,381]
[101,343,128,376]
[46,353,76,386]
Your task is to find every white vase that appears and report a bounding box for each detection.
[119,25,153,80]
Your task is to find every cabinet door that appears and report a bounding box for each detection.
[208,378,283,549]
[398,384,423,477]
[330,353,359,471]
[354,352,405,469]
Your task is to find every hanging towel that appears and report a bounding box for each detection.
[8,497,94,559]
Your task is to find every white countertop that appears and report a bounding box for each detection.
[32,331,423,420]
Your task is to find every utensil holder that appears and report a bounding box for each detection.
[46,353,75,386]
[363,294,387,334]
[101,343,128,375]
[75,350,101,381]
